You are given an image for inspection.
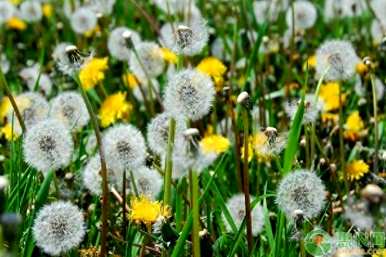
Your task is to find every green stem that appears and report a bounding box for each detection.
[338,85,348,192]
[163,118,176,205]
[191,170,201,257]
[241,108,253,253]
[75,75,109,257]
[0,66,26,132]
[370,74,379,173]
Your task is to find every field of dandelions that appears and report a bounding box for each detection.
[0,0,386,256]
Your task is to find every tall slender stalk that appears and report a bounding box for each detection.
[75,76,109,257]
[0,67,26,132]
[163,118,176,205]
[240,104,253,253]
[190,170,201,257]
[370,74,379,172]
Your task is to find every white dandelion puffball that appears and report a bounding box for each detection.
[153,0,194,14]
[1,54,10,74]
[276,170,326,219]
[52,42,72,62]
[82,154,117,195]
[371,0,386,23]
[160,19,209,56]
[0,1,16,24]
[107,27,141,61]
[371,20,386,45]
[284,94,324,124]
[147,112,187,156]
[23,119,74,173]
[19,64,52,96]
[253,0,282,24]
[103,124,147,172]
[132,78,160,102]
[8,92,49,133]
[286,1,317,30]
[341,0,367,17]
[324,0,343,21]
[224,193,264,236]
[164,69,215,121]
[49,91,90,130]
[70,7,97,34]
[133,166,163,200]
[20,1,42,22]
[56,45,93,76]
[33,201,85,256]
[87,0,116,16]
[316,40,359,81]
[129,41,165,81]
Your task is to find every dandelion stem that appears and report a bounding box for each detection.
[122,170,127,240]
[190,170,201,257]
[241,107,253,253]
[0,66,26,133]
[75,75,109,257]
[370,74,379,173]
[163,118,176,205]
[338,85,347,191]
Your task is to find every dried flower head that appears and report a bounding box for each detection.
[133,166,163,200]
[107,27,141,61]
[103,124,146,172]
[70,7,97,34]
[286,1,317,30]
[49,91,90,130]
[33,201,85,256]
[276,170,326,219]
[0,1,15,24]
[316,40,359,81]
[8,92,49,133]
[20,0,42,22]
[147,112,186,154]
[23,119,74,173]
[57,45,93,76]
[224,193,264,236]
[129,41,165,81]
[164,68,215,121]
[344,200,373,231]
[160,19,208,56]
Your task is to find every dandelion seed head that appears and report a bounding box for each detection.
[253,0,283,24]
[19,64,52,96]
[0,1,15,24]
[224,193,264,236]
[286,1,317,30]
[1,54,10,74]
[70,7,97,34]
[129,41,165,81]
[284,94,324,124]
[164,69,215,121]
[153,0,195,15]
[57,45,93,76]
[52,42,72,62]
[49,91,90,131]
[133,166,163,200]
[160,19,209,56]
[344,203,373,231]
[147,112,186,156]
[20,1,43,22]
[33,201,85,256]
[107,27,141,61]
[276,170,326,219]
[23,119,74,173]
[371,0,386,23]
[103,124,146,172]
[8,92,49,133]
[341,0,367,17]
[87,0,116,16]
[316,40,359,81]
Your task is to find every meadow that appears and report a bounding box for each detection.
[0,0,385,256]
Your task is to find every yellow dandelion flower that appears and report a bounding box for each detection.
[6,17,27,31]
[99,92,132,128]
[344,111,365,141]
[199,134,230,155]
[251,132,272,162]
[373,249,386,257]
[160,48,177,64]
[42,3,53,18]
[1,123,20,141]
[356,62,368,76]
[204,125,213,137]
[345,160,369,181]
[303,55,316,70]
[0,97,10,121]
[321,112,339,123]
[84,25,100,38]
[9,0,21,5]
[319,82,346,112]
[122,73,139,90]
[197,57,227,90]
[79,57,108,90]
[129,196,170,225]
